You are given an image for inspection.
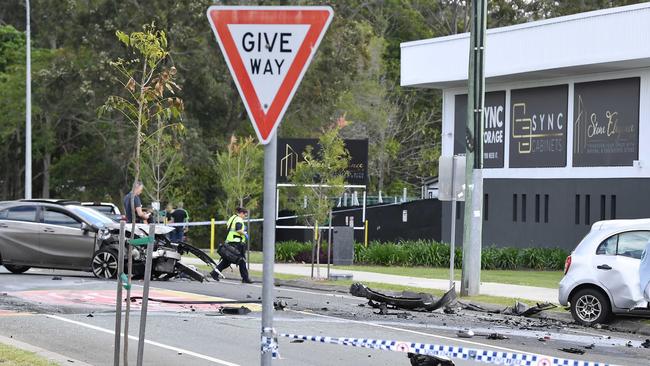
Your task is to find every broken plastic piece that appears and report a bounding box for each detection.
[408,352,455,366]
[457,329,474,338]
[220,306,251,315]
[559,347,585,355]
[350,283,456,312]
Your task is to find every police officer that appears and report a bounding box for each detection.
[216,207,252,283]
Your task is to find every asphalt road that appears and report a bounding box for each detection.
[0,266,648,366]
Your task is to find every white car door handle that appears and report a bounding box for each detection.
[597,264,612,270]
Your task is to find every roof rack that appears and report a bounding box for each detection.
[19,199,81,205]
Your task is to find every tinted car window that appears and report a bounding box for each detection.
[616,231,650,259]
[596,235,618,255]
[3,206,37,222]
[93,206,115,214]
[43,209,80,228]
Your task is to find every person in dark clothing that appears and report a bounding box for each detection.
[123,181,150,223]
[216,207,252,283]
[168,202,189,242]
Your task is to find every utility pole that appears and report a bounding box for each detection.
[461,0,487,296]
[25,0,32,199]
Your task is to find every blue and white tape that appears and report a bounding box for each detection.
[279,333,616,366]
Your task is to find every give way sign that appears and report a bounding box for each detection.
[207,6,334,144]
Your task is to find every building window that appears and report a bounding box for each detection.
[575,195,580,225]
[585,194,591,225]
[522,194,527,222]
[484,194,489,221]
[513,194,518,222]
[456,201,461,220]
[535,194,540,223]
[600,195,606,221]
[544,194,549,223]
[611,195,617,219]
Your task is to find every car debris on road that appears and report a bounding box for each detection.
[349,283,457,312]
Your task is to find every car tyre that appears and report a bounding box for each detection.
[92,248,119,279]
[4,264,30,274]
[570,288,611,326]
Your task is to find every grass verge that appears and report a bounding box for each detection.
[0,343,58,366]
[244,270,566,312]
[333,265,564,289]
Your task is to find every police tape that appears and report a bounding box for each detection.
[165,218,264,227]
[278,333,616,366]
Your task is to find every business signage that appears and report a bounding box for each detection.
[277,138,368,185]
[453,91,506,168]
[509,85,568,168]
[573,77,639,167]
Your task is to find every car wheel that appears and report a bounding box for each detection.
[4,264,30,274]
[92,249,119,279]
[570,288,611,326]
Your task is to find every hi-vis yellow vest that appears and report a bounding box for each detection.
[225,215,246,243]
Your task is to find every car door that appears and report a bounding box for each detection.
[0,205,42,266]
[39,207,96,269]
[595,230,650,309]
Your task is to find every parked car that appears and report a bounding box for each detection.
[559,218,650,325]
[0,199,221,281]
[80,201,124,222]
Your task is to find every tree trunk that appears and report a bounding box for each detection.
[42,152,51,198]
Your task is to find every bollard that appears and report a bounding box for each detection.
[210,218,215,256]
[136,223,155,366]
[113,221,126,366]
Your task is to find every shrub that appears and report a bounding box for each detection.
[276,240,567,271]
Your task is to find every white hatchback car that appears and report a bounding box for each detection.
[559,219,650,325]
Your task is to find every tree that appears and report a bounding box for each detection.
[288,124,350,279]
[98,23,182,366]
[214,135,263,220]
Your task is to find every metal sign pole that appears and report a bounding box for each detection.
[136,223,155,366]
[449,158,456,291]
[113,221,126,366]
[261,133,277,366]
[327,210,332,279]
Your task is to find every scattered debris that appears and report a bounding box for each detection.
[290,339,304,343]
[559,347,585,355]
[246,294,252,299]
[321,307,329,311]
[486,333,508,340]
[358,304,365,307]
[457,329,474,338]
[584,344,595,350]
[52,276,62,280]
[273,300,287,311]
[86,313,94,318]
[220,306,251,315]
[396,312,413,320]
[641,339,650,349]
[626,341,633,347]
[350,283,456,312]
[506,301,557,317]
[408,352,455,366]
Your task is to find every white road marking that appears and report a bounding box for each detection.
[46,314,239,366]
[290,309,552,357]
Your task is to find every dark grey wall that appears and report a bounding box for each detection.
[442,178,650,251]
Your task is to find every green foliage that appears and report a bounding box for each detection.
[288,125,350,227]
[271,240,567,271]
[215,135,263,220]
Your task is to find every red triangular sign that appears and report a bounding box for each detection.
[207,6,334,144]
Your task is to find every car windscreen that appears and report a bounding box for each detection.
[67,205,114,227]
[89,205,114,214]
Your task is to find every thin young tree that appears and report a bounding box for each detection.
[289,124,350,279]
[98,23,182,366]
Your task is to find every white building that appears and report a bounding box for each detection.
[401,3,650,249]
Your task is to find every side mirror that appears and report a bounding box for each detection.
[81,222,96,232]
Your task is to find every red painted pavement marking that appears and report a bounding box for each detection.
[8,289,260,312]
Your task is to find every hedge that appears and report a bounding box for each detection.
[274,240,567,271]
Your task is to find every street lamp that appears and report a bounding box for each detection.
[25,0,32,199]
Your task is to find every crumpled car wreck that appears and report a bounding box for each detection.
[102,224,222,282]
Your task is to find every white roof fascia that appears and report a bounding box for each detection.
[401,3,650,88]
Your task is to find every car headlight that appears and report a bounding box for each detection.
[99,229,112,240]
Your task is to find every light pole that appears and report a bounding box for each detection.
[25,0,32,199]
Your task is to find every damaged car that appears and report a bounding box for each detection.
[559,218,650,325]
[0,199,221,281]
